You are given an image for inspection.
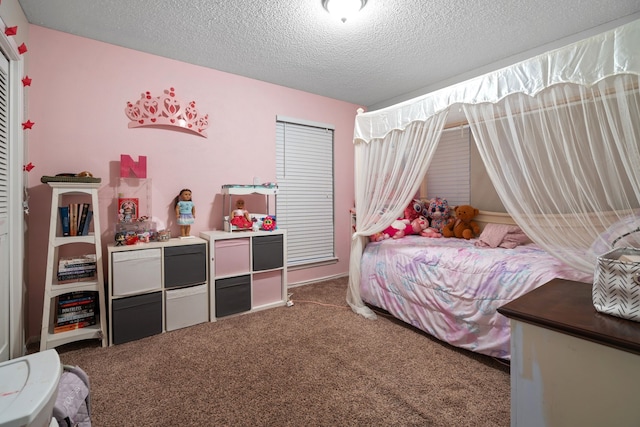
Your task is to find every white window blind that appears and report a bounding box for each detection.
[426,127,470,206]
[276,118,334,266]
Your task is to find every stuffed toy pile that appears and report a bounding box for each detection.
[442,204,481,239]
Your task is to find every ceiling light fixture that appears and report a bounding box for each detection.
[322,0,368,23]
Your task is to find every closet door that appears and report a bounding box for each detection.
[0,50,9,362]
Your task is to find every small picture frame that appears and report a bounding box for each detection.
[118,197,139,223]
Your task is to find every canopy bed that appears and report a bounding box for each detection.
[347,19,640,359]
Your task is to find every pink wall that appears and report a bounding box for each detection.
[25,25,360,338]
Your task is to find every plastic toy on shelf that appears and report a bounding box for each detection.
[221,183,278,232]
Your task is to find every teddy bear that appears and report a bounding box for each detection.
[424,197,452,237]
[442,205,481,240]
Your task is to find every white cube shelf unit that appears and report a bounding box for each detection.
[199,229,287,320]
[107,237,209,345]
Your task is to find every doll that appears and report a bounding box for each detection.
[175,188,195,237]
[230,198,253,230]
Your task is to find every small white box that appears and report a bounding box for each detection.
[165,284,208,331]
[112,248,162,296]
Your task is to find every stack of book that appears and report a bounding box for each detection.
[58,203,94,236]
[54,291,97,333]
[57,254,97,283]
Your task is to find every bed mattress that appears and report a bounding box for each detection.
[360,235,591,359]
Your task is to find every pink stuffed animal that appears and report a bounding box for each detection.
[371,218,410,241]
[371,215,433,242]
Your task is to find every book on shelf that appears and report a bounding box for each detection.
[58,302,96,314]
[53,319,96,334]
[81,210,93,235]
[56,310,96,326]
[57,270,96,283]
[58,206,70,236]
[77,203,90,235]
[57,264,97,274]
[58,303,95,314]
[70,203,78,236]
[57,291,96,308]
[58,290,96,301]
[57,255,97,282]
[58,254,97,269]
[57,305,95,318]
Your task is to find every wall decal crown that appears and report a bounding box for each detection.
[125,87,209,138]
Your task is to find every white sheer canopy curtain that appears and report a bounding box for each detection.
[346,112,448,318]
[464,74,640,274]
[347,19,640,316]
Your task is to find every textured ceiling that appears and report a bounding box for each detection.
[16,0,640,108]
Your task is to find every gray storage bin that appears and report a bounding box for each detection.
[215,275,251,317]
[164,244,207,288]
[252,235,283,271]
[112,292,162,345]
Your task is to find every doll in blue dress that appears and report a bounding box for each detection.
[175,188,195,237]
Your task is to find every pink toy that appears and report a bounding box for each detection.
[370,215,432,242]
[404,199,424,222]
[261,215,276,231]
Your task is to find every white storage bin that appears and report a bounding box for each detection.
[165,284,208,331]
[112,248,162,296]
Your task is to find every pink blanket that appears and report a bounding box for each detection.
[475,223,529,249]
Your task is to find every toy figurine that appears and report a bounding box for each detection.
[262,215,276,231]
[174,188,195,237]
[115,232,125,246]
[230,198,253,230]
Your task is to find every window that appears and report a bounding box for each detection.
[276,117,335,267]
[425,127,470,206]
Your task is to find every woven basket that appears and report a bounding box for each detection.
[593,247,640,322]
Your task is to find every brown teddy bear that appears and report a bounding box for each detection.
[442,205,480,239]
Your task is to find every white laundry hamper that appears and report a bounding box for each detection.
[0,349,62,427]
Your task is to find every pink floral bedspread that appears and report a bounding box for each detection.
[360,235,591,359]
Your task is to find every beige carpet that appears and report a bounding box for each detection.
[56,277,510,426]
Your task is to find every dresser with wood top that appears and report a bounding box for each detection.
[498,278,640,427]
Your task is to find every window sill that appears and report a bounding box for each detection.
[287,257,339,271]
